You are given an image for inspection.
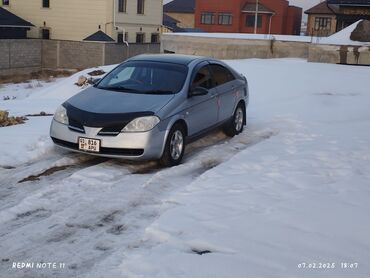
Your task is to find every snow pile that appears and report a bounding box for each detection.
[319,20,370,46]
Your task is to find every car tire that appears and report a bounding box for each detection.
[159,123,186,167]
[224,103,245,137]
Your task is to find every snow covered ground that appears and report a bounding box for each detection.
[0,58,370,278]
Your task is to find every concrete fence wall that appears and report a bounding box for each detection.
[161,34,310,60]
[161,34,370,65]
[308,44,370,65]
[0,39,160,76]
[1,36,369,77]
[0,39,42,76]
[104,43,160,66]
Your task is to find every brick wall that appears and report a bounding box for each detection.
[194,0,301,35]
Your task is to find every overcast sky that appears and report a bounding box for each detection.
[163,0,322,21]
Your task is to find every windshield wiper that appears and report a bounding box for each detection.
[98,86,139,93]
[141,90,174,95]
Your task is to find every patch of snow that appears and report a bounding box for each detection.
[0,117,55,167]
[319,20,370,46]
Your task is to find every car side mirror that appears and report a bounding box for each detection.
[189,87,209,97]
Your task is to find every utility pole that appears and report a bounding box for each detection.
[254,0,259,34]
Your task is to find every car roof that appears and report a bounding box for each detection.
[128,54,205,65]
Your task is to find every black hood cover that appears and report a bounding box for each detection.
[62,86,174,128]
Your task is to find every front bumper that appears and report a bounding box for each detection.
[50,119,167,160]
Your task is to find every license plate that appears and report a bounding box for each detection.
[78,137,100,153]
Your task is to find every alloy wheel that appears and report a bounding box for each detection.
[234,107,244,132]
[170,130,184,160]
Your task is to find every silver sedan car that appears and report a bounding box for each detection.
[50,54,249,166]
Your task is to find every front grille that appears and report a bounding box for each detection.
[51,137,144,156]
[68,118,85,134]
[98,126,124,136]
[68,125,85,133]
[52,137,77,149]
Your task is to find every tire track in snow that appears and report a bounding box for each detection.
[0,127,278,278]
[0,154,108,214]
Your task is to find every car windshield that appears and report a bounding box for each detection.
[97,61,188,94]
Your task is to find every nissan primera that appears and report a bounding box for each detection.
[50,54,249,166]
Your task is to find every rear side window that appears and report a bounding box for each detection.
[192,65,213,89]
[209,64,235,87]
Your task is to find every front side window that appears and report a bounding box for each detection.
[42,0,49,8]
[209,64,235,87]
[192,66,213,90]
[218,13,232,25]
[118,0,126,13]
[201,12,215,25]
[97,61,188,95]
[137,0,145,14]
[246,15,262,28]
[2,0,9,6]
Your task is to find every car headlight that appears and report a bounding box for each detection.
[122,116,160,133]
[53,105,69,125]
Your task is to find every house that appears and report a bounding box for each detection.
[0,0,163,43]
[327,0,370,31]
[194,0,302,35]
[0,7,33,39]
[162,13,182,32]
[163,0,195,28]
[305,1,337,36]
[162,12,203,33]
